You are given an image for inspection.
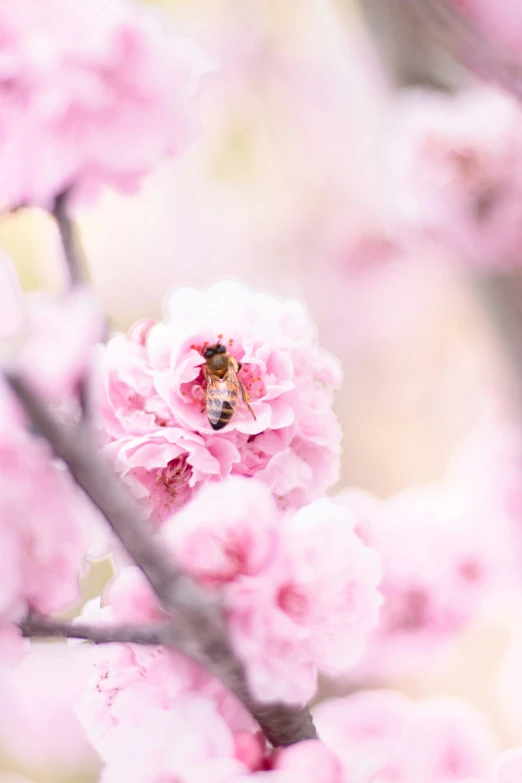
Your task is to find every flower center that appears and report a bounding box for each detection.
[156,456,191,499]
[277,583,309,623]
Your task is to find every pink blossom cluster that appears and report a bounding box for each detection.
[0,643,97,773]
[313,689,498,783]
[0,251,105,410]
[0,388,91,665]
[385,86,522,268]
[0,257,104,664]
[166,477,382,703]
[96,280,343,525]
[78,564,345,782]
[80,626,502,783]
[80,477,381,713]
[335,478,505,676]
[0,0,207,210]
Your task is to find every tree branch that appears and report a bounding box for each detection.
[358,0,467,91]
[6,373,316,747]
[20,614,174,646]
[53,190,85,287]
[474,271,522,409]
[359,0,522,99]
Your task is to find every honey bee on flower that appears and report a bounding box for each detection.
[202,342,256,430]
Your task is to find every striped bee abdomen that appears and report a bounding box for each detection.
[209,399,235,430]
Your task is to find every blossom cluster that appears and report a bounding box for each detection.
[80,631,507,783]
[80,477,381,709]
[0,383,92,665]
[386,86,522,268]
[0,0,207,210]
[0,256,105,664]
[95,280,343,525]
[337,475,510,676]
[4,1,522,782]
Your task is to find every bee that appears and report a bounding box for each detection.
[202,342,256,430]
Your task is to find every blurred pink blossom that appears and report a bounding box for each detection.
[314,689,497,783]
[494,748,522,783]
[0,252,104,403]
[0,643,97,773]
[337,478,506,676]
[15,286,104,402]
[271,739,345,783]
[78,566,256,755]
[0,383,95,663]
[0,0,208,210]
[97,696,248,783]
[165,476,279,587]
[166,478,381,704]
[386,87,522,268]
[96,280,342,523]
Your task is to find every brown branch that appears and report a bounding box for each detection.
[20,613,174,646]
[358,0,467,91]
[359,0,522,99]
[53,190,85,287]
[6,373,316,747]
[474,271,522,409]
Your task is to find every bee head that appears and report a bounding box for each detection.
[203,342,226,360]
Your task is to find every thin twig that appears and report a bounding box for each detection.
[53,190,85,287]
[20,614,174,646]
[6,373,316,747]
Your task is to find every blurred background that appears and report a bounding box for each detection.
[2,0,521,780]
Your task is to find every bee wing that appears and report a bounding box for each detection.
[205,371,239,427]
[228,361,257,421]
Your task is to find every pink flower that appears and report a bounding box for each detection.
[14,286,105,402]
[166,479,381,704]
[97,280,342,525]
[0,253,104,403]
[165,477,279,587]
[98,696,248,783]
[0,643,97,773]
[337,480,504,677]
[386,87,522,268]
[494,748,522,783]
[313,690,497,783]
[0,0,208,210]
[0,387,96,663]
[273,740,345,783]
[78,565,256,765]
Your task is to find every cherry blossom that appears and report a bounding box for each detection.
[0,417,93,665]
[77,567,259,778]
[0,0,208,210]
[336,479,505,676]
[386,86,522,268]
[494,748,522,783]
[0,643,97,773]
[313,689,497,783]
[96,280,342,523]
[270,740,345,783]
[166,478,382,704]
[0,252,104,403]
